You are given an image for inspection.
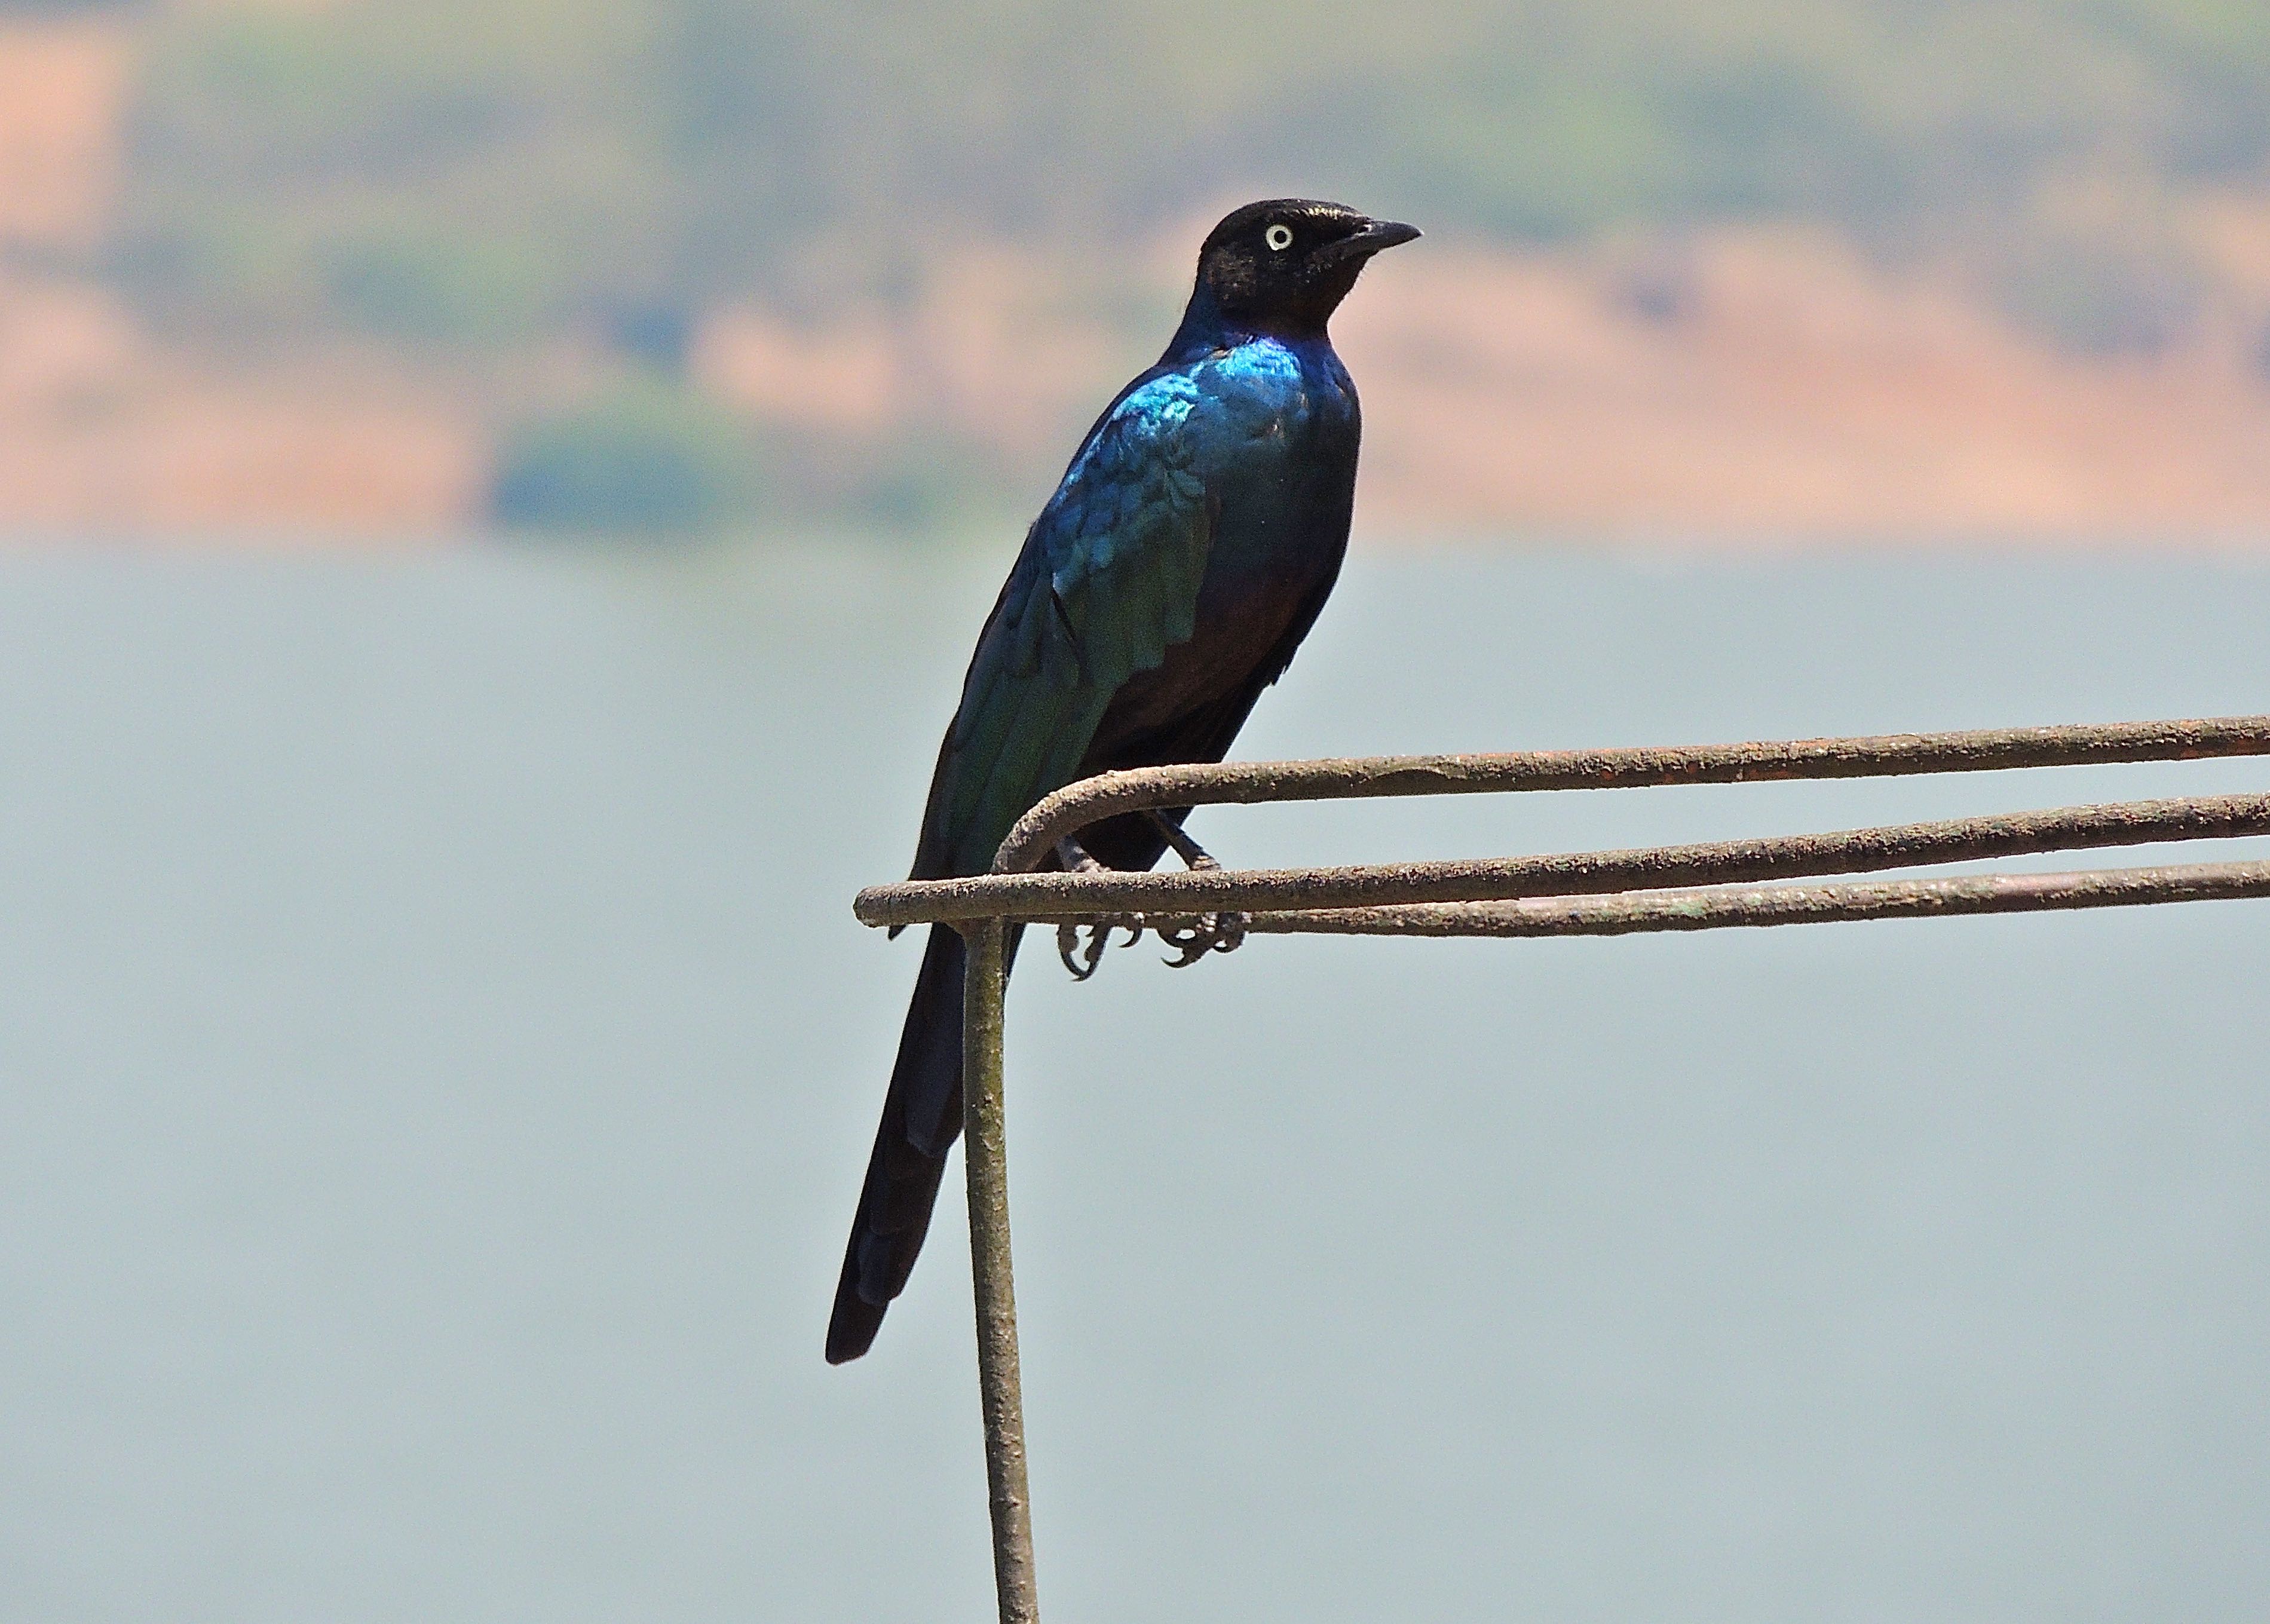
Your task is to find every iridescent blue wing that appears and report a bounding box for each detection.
[912,370,1216,880]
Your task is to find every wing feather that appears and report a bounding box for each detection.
[910,370,1218,880]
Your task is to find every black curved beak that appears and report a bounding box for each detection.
[1324,218,1422,267]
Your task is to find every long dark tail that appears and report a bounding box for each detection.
[827,924,969,1363]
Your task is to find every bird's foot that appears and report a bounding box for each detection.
[1156,908,1246,967]
[1054,834,1145,980]
[1056,915,1147,980]
[1141,811,1244,966]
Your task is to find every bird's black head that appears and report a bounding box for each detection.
[1193,198,1420,336]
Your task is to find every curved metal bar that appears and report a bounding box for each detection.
[857,791,2270,929]
[990,716,2270,874]
[1233,859,2270,937]
[867,719,2270,1624]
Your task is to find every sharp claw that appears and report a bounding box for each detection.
[1158,910,1248,968]
[1159,924,1208,968]
[1057,920,1094,980]
[1058,915,1144,980]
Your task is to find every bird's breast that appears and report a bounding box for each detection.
[1194,341,1358,564]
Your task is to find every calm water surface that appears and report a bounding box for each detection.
[1,540,2265,1622]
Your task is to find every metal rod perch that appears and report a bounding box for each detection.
[959,917,1038,1624]
[860,790,2270,927]
[868,716,2270,1623]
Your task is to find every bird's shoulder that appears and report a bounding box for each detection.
[1040,337,1337,534]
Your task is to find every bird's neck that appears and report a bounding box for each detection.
[1162,283,1332,361]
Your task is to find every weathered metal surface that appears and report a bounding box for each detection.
[1233,859,2270,937]
[958,919,1038,1624]
[991,715,2270,875]
[881,718,2270,1624]
[857,791,2270,929]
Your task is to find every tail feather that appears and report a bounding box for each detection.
[827,925,967,1363]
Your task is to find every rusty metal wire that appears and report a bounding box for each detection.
[955,920,1036,1623]
[1239,859,2270,937]
[858,790,2270,929]
[990,715,2270,874]
[860,715,2270,1624]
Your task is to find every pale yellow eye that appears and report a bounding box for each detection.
[1264,224,1293,252]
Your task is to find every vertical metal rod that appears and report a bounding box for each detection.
[960,918,1038,1623]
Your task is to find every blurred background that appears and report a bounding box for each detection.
[4,0,2270,537]
[2,3,2268,1622]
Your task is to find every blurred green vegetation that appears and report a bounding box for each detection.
[487,379,1006,535]
[117,0,2270,345]
[76,0,2270,527]
[492,381,763,534]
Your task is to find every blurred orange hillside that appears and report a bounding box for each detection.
[4,4,2270,541]
[697,222,2270,543]
[0,13,482,537]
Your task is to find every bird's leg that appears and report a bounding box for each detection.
[1053,834,1145,980]
[1143,811,1248,967]
[1144,810,1221,871]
